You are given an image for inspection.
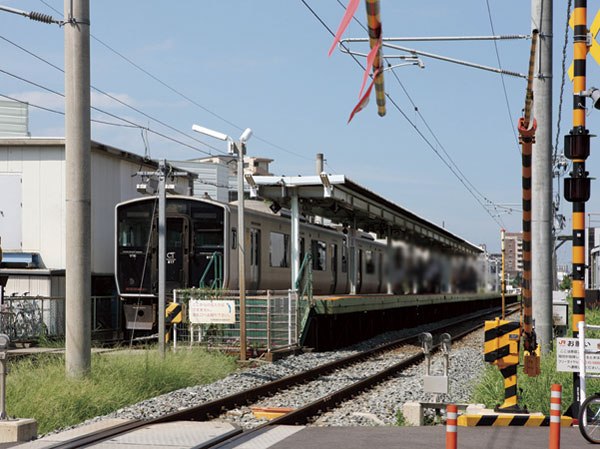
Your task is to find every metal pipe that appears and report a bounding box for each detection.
[158,159,166,357]
[237,142,247,361]
[340,34,531,43]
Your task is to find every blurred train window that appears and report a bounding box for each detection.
[269,232,289,268]
[330,243,337,272]
[311,240,327,271]
[341,245,348,273]
[231,228,237,249]
[193,228,223,249]
[365,250,375,274]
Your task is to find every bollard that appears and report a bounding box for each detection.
[549,384,561,449]
[446,404,457,449]
[0,334,9,420]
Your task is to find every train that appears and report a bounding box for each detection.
[115,195,482,330]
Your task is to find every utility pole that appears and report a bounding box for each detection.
[235,141,247,361]
[64,0,91,378]
[531,0,553,352]
[158,160,166,357]
[564,0,590,417]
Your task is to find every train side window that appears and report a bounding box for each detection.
[311,240,327,271]
[341,245,348,273]
[365,250,375,274]
[330,243,337,272]
[231,228,237,249]
[269,232,289,268]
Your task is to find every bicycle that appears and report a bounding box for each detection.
[579,393,600,443]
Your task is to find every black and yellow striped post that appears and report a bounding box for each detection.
[365,0,385,117]
[517,29,540,378]
[564,0,591,418]
[484,318,523,411]
[165,302,183,343]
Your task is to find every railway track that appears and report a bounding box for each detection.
[41,304,519,449]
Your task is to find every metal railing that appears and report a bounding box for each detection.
[0,296,121,342]
[198,252,223,289]
[173,289,300,352]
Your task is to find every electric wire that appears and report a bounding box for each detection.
[0,67,220,156]
[38,0,313,163]
[330,0,506,227]
[485,0,521,156]
[0,33,224,155]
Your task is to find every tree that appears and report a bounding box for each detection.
[559,274,572,291]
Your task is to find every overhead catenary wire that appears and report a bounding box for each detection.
[485,0,522,156]
[37,0,313,163]
[329,0,506,228]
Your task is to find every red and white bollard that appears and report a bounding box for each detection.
[446,404,458,449]
[549,384,562,449]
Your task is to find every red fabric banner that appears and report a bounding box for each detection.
[358,39,381,98]
[348,69,379,123]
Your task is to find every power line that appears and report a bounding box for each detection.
[329,0,505,228]
[0,33,224,155]
[0,68,221,156]
[38,0,314,163]
[485,0,521,156]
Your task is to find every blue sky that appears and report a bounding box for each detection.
[0,0,595,262]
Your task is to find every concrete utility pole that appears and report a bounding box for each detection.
[158,160,166,357]
[64,0,91,378]
[531,0,553,352]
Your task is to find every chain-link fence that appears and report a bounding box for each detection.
[171,289,302,351]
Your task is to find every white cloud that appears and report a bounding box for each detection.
[91,91,137,109]
[8,91,64,111]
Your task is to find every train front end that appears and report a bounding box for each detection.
[115,196,228,331]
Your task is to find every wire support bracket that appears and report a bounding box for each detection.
[339,38,527,79]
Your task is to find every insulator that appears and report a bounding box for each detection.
[29,11,53,24]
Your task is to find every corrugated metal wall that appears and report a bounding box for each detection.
[0,100,29,137]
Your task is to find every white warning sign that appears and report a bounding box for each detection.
[556,337,600,373]
[189,299,236,324]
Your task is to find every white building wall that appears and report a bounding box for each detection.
[0,139,191,276]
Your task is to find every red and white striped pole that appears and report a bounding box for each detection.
[446,404,457,449]
[549,384,562,449]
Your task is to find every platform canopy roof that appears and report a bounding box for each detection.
[247,174,482,256]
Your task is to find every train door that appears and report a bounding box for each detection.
[330,243,338,294]
[165,217,189,294]
[357,249,363,293]
[249,228,261,291]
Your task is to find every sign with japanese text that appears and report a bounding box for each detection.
[189,300,236,324]
[556,337,600,373]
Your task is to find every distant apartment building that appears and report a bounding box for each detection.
[504,232,523,280]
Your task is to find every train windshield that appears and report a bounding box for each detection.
[116,200,156,295]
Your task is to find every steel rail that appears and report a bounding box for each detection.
[208,307,519,449]
[44,302,519,449]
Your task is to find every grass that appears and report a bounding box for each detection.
[6,348,238,435]
[472,297,600,414]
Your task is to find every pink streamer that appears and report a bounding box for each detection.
[328,0,361,57]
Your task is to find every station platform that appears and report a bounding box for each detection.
[8,421,591,449]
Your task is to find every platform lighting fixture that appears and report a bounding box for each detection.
[192,124,252,361]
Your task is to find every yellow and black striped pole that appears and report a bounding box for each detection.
[365,0,385,117]
[564,0,591,417]
[517,30,540,377]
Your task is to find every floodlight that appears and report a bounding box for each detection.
[239,128,253,143]
[579,87,600,110]
[192,124,230,141]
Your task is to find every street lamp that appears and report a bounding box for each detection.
[192,124,252,361]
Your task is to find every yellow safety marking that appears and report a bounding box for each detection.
[458,415,573,427]
[568,9,600,80]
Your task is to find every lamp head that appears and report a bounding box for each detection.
[239,128,253,143]
[579,87,600,110]
[192,124,230,141]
